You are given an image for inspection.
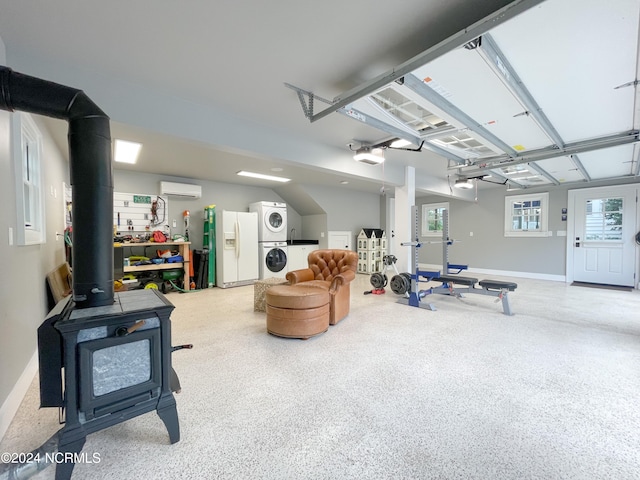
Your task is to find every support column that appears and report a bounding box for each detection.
[394,166,415,273]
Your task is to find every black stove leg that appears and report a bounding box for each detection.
[156,395,180,444]
[55,432,86,480]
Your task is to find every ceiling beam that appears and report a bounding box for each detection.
[306,0,548,123]
[456,130,640,177]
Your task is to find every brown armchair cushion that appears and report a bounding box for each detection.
[286,249,358,324]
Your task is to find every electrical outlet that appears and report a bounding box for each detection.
[172,220,177,228]
[469,231,473,236]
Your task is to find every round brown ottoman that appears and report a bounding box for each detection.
[265,285,330,339]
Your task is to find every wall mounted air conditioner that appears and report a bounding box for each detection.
[159,181,202,199]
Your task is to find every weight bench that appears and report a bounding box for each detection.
[427,275,517,315]
[436,274,478,287]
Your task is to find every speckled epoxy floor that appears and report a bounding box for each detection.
[2,274,640,479]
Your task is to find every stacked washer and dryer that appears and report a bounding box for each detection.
[249,201,288,279]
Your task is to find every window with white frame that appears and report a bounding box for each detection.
[12,112,45,245]
[504,192,549,237]
[421,202,449,237]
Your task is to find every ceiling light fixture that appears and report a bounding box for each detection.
[353,146,385,165]
[390,138,412,148]
[454,177,474,189]
[236,171,291,183]
[114,139,142,164]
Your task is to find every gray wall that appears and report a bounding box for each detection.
[113,170,287,250]
[302,184,381,232]
[85,164,383,255]
[113,171,382,251]
[299,184,382,248]
[0,105,69,422]
[416,188,566,275]
[302,214,328,248]
[287,208,302,241]
[416,179,639,277]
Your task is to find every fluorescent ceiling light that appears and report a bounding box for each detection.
[353,147,385,165]
[454,178,474,189]
[114,139,142,164]
[237,171,291,183]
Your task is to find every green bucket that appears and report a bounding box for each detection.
[162,269,183,281]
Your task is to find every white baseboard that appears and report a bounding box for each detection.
[418,263,566,283]
[0,349,38,442]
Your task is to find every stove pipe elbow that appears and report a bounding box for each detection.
[0,66,114,308]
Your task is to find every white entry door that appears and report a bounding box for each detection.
[328,231,352,250]
[569,185,637,287]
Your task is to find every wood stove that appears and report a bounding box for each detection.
[0,66,185,480]
[38,289,180,480]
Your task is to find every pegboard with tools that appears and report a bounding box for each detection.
[114,192,170,237]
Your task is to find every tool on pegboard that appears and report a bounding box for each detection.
[183,210,190,241]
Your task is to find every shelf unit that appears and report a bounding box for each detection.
[118,242,191,290]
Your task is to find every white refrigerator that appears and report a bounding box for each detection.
[216,210,259,288]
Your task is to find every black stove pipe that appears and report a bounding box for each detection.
[0,66,113,308]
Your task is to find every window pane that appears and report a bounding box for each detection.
[510,198,543,231]
[23,183,31,225]
[512,216,522,230]
[605,198,622,212]
[585,198,622,241]
[422,202,449,236]
[427,207,444,232]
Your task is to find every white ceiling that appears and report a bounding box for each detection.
[0,0,638,198]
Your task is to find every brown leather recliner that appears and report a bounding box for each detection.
[286,249,358,325]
